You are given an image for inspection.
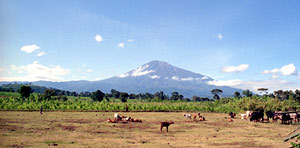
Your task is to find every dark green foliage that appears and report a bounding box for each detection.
[170,92,184,100]
[1,83,47,93]
[18,85,32,98]
[0,86,15,92]
[120,92,129,102]
[80,91,92,97]
[211,89,223,100]
[43,89,57,100]
[211,89,223,95]
[129,93,136,99]
[234,91,241,98]
[70,91,78,97]
[213,94,220,100]
[111,89,120,98]
[154,91,167,100]
[53,95,68,101]
[91,90,105,102]
[242,89,253,97]
[192,96,211,102]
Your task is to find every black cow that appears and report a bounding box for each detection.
[250,111,264,122]
[229,112,236,118]
[265,111,275,120]
[281,113,292,124]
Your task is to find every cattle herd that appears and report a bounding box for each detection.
[106,111,299,133]
[240,110,300,124]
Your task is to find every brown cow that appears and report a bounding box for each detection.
[107,118,117,123]
[160,121,174,132]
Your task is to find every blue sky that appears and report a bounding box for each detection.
[1,0,300,92]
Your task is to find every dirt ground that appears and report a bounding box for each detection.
[0,111,297,148]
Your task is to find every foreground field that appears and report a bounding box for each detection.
[0,111,297,148]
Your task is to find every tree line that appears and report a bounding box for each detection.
[2,84,300,103]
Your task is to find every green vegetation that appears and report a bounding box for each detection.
[0,91,299,112]
[1,84,300,112]
[18,85,32,98]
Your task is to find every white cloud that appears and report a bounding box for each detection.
[127,39,134,42]
[0,61,70,82]
[20,44,40,53]
[217,34,223,40]
[131,65,154,77]
[94,78,101,81]
[262,68,280,74]
[117,73,129,78]
[201,76,209,80]
[95,34,103,42]
[262,64,297,76]
[207,79,298,93]
[150,75,160,79]
[208,79,243,87]
[181,77,194,81]
[36,51,46,56]
[118,42,124,48]
[280,64,297,75]
[222,64,249,73]
[171,76,179,81]
[86,69,93,72]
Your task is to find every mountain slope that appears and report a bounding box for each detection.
[2,61,243,97]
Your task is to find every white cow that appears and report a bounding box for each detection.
[241,114,247,119]
[183,114,192,119]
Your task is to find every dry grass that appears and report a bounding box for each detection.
[0,111,297,148]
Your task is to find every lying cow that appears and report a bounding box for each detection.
[241,114,247,119]
[114,113,122,121]
[229,112,236,118]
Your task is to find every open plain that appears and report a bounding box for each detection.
[0,111,297,148]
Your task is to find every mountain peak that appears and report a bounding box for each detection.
[116,60,213,82]
[145,60,172,66]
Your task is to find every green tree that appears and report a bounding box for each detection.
[154,91,167,100]
[242,89,253,97]
[110,89,120,98]
[211,89,223,99]
[129,93,136,99]
[234,91,241,98]
[120,92,129,102]
[18,85,32,98]
[43,89,57,100]
[257,88,268,95]
[170,92,179,100]
[91,90,105,102]
[213,94,220,100]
